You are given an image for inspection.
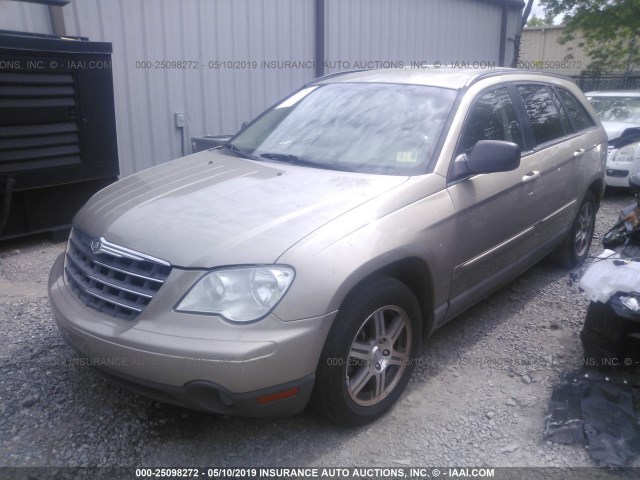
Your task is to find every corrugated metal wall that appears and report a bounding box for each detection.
[519,26,590,76]
[0,0,52,34]
[59,0,316,176]
[324,0,515,71]
[2,0,522,177]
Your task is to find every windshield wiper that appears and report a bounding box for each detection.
[258,152,355,172]
[222,143,259,160]
[259,153,301,163]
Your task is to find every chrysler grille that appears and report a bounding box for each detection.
[64,229,171,320]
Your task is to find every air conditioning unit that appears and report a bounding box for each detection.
[0,30,119,240]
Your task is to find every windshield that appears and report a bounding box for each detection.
[226,82,456,174]
[588,95,640,124]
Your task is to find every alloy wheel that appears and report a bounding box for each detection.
[574,201,594,257]
[346,306,412,406]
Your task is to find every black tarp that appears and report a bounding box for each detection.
[545,370,640,467]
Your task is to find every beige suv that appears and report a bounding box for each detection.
[49,68,606,426]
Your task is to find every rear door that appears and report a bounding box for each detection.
[513,83,581,243]
[553,86,601,196]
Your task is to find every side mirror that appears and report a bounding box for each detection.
[451,140,521,180]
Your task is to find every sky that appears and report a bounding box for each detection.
[530,0,546,18]
[528,0,565,25]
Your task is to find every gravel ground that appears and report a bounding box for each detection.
[0,189,638,473]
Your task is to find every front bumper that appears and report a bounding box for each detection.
[48,254,335,416]
[89,361,316,416]
[605,168,630,187]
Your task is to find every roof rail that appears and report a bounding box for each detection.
[464,68,574,87]
[464,68,518,87]
[304,69,370,87]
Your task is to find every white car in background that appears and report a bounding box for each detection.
[586,91,640,188]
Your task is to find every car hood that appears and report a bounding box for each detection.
[74,150,409,267]
[601,120,640,147]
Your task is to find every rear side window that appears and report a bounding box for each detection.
[517,85,563,146]
[557,88,596,131]
[457,87,523,155]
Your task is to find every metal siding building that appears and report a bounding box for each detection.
[519,26,591,76]
[1,0,524,176]
[324,0,522,72]
[0,0,53,33]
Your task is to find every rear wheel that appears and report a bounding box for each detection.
[550,191,596,268]
[314,276,421,426]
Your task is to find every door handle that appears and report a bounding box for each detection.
[521,170,540,184]
[573,149,585,158]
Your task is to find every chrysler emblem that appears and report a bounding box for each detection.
[90,239,102,253]
[81,234,169,266]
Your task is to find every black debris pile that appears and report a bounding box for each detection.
[544,369,640,467]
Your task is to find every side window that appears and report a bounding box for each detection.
[557,88,596,131]
[517,85,564,146]
[457,87,523,155]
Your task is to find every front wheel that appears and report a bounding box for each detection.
[314,276,421,426]
[550,190,596,268]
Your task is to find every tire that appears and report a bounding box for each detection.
[314,276,421,426]
[550,191,596,268]
[580,301,638,369]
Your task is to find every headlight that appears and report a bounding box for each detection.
[620,295,640,312]
[175,266,295,322]
[612,142,639,163]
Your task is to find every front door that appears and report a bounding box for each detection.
[447,85,540,314]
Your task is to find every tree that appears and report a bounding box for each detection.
[527,14,547,26]
[540,0,640,74]
[526,13,555,27]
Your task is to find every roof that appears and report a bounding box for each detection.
[316,67,566,90]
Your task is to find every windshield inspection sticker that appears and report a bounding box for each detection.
[396,151,418,163]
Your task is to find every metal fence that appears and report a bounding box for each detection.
[573,74,640,92]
